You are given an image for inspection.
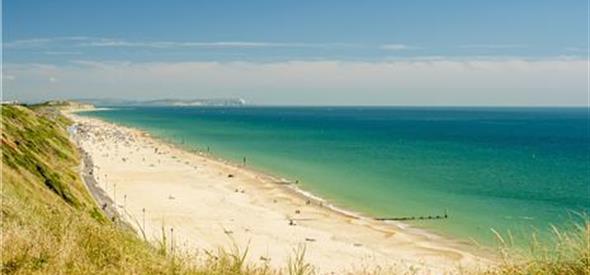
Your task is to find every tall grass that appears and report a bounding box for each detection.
[484,216,589,275]
[287,245,314,275]
[2,191,193,274]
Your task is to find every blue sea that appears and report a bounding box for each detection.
[81,106,590,246]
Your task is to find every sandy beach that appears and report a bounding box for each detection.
[67,112,493,274]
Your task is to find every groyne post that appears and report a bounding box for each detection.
[375,210,449,222]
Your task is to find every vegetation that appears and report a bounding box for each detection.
[1,103,587,274]
[486,220,589,275]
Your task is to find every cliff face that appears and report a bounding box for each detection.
[1,105,95,210]
[0,105,191,274]
[45,100,95,109]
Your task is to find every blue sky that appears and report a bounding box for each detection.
[2,1,589,105]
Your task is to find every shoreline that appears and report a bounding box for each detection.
[87,112,462,242]
[80,110,479,247]
[66,110,494,273]
[155,134,366,221]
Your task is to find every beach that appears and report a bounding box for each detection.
[67,112,492,274]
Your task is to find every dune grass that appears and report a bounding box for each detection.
[483,218,589,275]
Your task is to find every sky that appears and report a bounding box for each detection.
[2,0,589,105]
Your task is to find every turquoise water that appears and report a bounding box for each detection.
[81,107,589,246]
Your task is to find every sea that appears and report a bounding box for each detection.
[80,106,590,247]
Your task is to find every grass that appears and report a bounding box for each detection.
[1,104,189,274]
[287,245,314,275]
[1,103,588,274]
[484,218,589,275]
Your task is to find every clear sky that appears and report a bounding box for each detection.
[3,0,589,105]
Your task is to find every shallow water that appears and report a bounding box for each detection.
[81,106,590,246]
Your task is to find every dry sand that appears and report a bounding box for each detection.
[67,113,493,274]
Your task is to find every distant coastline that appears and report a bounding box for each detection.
[74,98,247,107]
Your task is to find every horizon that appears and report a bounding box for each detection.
[3,1,589,106]
[27,97,590,108]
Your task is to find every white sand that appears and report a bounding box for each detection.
[68,113,493,274]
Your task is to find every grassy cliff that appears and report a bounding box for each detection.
[2,104,176,273]
[0,105,279,274]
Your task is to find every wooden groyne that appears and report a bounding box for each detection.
[375,210,448,221]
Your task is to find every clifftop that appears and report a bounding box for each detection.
[35,100,95,110]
